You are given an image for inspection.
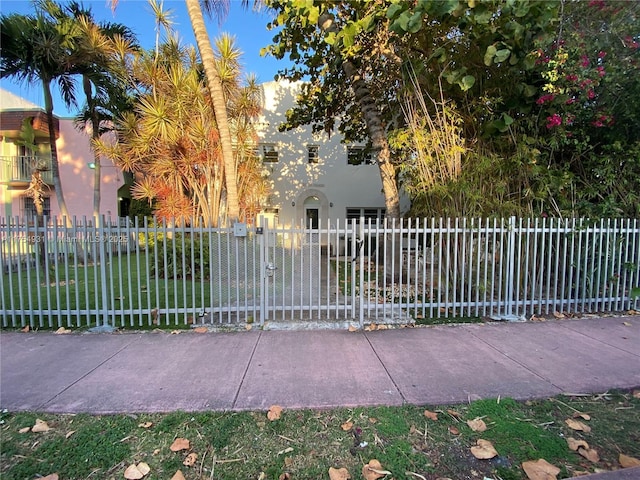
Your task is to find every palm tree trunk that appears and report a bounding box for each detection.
[185,0,240,224]
[43,79,71,226]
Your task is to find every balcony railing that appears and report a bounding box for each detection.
[0,156,53,185]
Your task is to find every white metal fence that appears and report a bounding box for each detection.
[1,216,639,329]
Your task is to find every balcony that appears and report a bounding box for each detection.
[0,155,54,187]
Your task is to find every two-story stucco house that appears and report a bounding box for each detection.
[254,80,409,229]
[0,88,126,222]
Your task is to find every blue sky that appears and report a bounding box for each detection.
[0,0,286,117]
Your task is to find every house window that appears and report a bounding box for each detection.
[22,196,51,219]
[307,145,319,164]
[347,146,373,165]
[346,207,385,223]
[257,143,279,162]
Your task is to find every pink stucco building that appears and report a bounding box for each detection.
[0,88,128,222]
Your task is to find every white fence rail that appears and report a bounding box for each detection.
[1,216,638,329]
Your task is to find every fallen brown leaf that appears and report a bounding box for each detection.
[245,324,253,331]
[572,412,591,421]
[170,438,190,452]
[447,409,462,419]
[565,418,591,432]
[348,325,358,332]
[31,419,51,432]
[619,454,640,468]
[40,475,58,480]
[54,327,71,334]
[124,463,150,479]
[138,422,153,429]
[267,405,283,421]
[183,452,198,467]
[21,325,30,332]
[278,474,291,480]
[566,437,589,451]
[328,467,352,480]
[18,427,31,434]
[521,459,560,480]
[448,426,460,435]
[424,409,438,421]
[470,439,498,460]
[466,417,487,432]
[362,459,391,480]
[284,456,294,467]
[622,321,632,326]
[341,421,353,431]
[633,390,640,400]
[170,471,186,480]
[65,430,76,439]
[368,417,377,424]
[553,311,565,318]
[193,327,207,333]
[577,447,600,463]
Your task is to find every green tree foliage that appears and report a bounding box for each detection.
[264,0,639,218]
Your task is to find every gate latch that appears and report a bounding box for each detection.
[265,262,277,277]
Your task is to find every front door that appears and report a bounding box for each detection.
[306,208,319,229]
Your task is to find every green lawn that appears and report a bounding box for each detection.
[1,390,638,479]
[1,252,222,328]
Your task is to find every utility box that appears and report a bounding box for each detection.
[233,222,247,237]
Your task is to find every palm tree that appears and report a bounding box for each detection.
[185,0,240,223]
[39,0,139,223]
[1,10,77,223]
[95,35,265,227]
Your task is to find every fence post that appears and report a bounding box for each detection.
[89,215,115,332]
[503,216,524,321]
[258,216,266,326]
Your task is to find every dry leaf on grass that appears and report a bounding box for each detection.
[18,427,31,433]
[566,437,589,451]
[169,438,190,452]
[633,390,640,400]
[572,412,591,421]
[362,459,391,480]
[577,447,600,463]
[40,475,59,480]
[193,327,207,333]
[619,453,640,468]
[124,462,150,479]
[170,471,186,480]
[278,474,291,480]
[424,409,438,421]
[553,311,565,318]
[448,426,460,435]
[21,325,30,332]
[565,418,591,432]
[521,459,560,480]
[65,430,76,439]
[447,409,463,419]
[183,452,198,467]
[55,327,71,334]
[466,417,487,432]
[328,467,351,480]
[267,405,283,421]
[470,439,498,459]
[32,419,51,432]
[138,422,153,429]
[341,421,353,431]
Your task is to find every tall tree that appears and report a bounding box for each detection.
[0,10,78,222]
[95,35,266,226]
[38,0,139,223]
[265,1,403,218]
[185,0,241,223]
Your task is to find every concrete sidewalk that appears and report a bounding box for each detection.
[1,316,639,413]
[1,316,639,480]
